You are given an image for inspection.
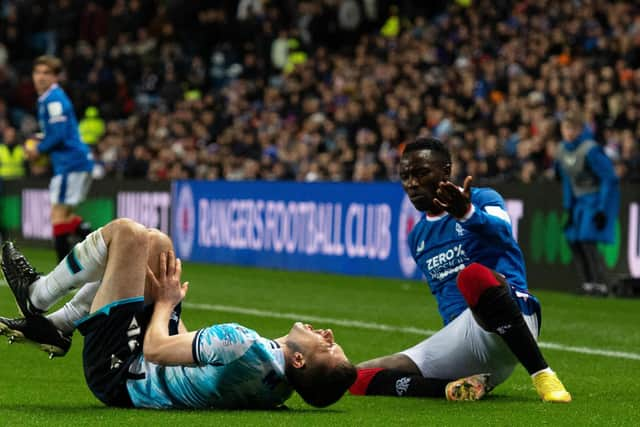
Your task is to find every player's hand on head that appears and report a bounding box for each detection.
[146,251,189,306]
[433,176,472,219]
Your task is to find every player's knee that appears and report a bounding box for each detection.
[110,218,149,248]
[147,228,173,253]
[110,217,141,232]
[456,263,502,308]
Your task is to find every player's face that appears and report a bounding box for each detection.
[288,322,348,367]
[399,149,450,213]
[32,64,57,95]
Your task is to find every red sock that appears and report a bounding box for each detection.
[456,263,501,308]
[349,368,384,395]
[69,216,83,233]
[52,216,83,237]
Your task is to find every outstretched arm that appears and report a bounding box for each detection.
[434,176,513,243]
[433,176,474,219]
[143,251,196,365]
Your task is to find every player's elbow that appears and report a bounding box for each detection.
[142,336,168,365]
[143,345,166,365]
[142,341,157,362]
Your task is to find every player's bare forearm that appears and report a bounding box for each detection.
[144,251,193,365]
[178,319,188,334]
[144,302,196,365]
[144,301,172,350]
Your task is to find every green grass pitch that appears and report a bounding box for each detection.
[0,248,638,426]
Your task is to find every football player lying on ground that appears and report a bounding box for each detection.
[1,219,497,403]
[0,218,357,409]
[348,138,572,403]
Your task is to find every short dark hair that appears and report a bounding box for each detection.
[286,356,357,408]
[403,137,451,165]
[33,55,63,75]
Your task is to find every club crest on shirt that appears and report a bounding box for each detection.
[47,101,63,117]
[455,223,465,236]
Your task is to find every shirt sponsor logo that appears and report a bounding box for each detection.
[425,244,469,281]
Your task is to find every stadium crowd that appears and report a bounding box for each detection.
[0,0,639,183]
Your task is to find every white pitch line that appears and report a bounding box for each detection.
[183,302,640,361]
[1,281,636,361]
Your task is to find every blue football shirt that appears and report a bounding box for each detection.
[37,84,93,175]
[408,187,538,325]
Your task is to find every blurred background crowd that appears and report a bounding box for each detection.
[0,0,639,183]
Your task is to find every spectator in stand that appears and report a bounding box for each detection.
[0,126,26,180]
[0,0,638,185]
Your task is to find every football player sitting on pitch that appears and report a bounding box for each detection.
[349,138,572,403]
[0,218,356,409]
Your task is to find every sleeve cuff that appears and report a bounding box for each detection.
[192,329,203,365]
[458,204,475,222]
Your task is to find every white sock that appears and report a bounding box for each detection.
[47,280,101,335]
[30,229,108,311]
[531,367,553,378]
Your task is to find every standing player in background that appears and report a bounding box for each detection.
[556,111,620,296]
[349,138,571,402]
[28,55,94,261]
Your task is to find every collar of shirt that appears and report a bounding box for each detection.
[426,211,448,221]
[263,338,286,376]
[38,83,59,102]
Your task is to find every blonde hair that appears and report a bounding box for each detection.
[33,55,63,75]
